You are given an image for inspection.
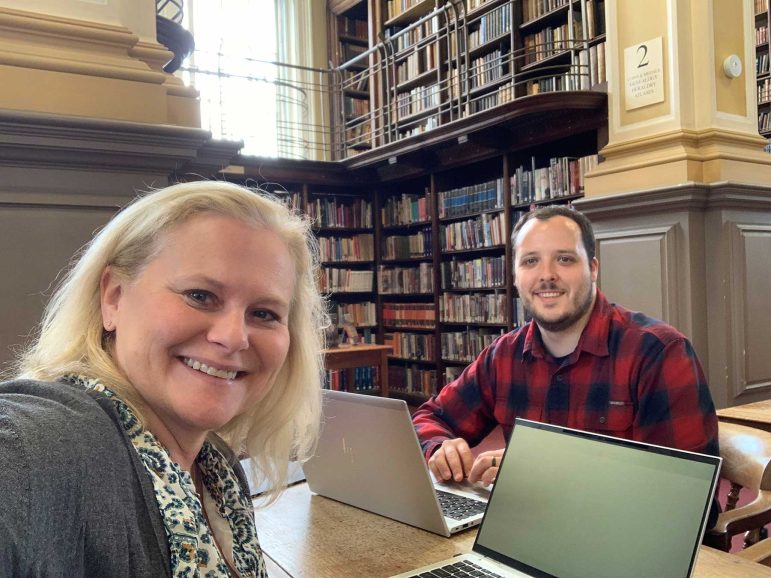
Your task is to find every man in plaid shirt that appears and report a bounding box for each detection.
[413,206,719,489]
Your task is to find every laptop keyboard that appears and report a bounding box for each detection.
[435,489,487,521]
[410,560,505,577]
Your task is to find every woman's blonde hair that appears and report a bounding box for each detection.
[15,181,326,502]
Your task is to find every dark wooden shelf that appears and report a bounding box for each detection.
[520,2,575,32]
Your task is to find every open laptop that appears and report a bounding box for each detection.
[392,418,722,578]
[303,389,490,536]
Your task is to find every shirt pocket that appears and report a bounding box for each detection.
[586,401,634,434]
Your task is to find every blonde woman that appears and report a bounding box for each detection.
[0,181,326,577]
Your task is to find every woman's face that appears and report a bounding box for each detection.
[100,213,295,449]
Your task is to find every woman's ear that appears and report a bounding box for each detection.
[100,266,122,331]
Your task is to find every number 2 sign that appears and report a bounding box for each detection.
[624,36,665,110]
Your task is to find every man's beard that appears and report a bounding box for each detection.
[523,282,595,333]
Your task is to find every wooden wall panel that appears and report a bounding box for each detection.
[728,223,771,398]
[595,224,679,326]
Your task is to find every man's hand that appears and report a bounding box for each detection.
[467,449,504,486]
[428,438,474,482]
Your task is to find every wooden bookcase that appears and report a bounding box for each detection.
[329,1,373,158]
[757,0,771,142]
[330,0,607,153]
[214,1,610,400]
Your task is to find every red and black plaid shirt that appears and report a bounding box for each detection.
[414,290,719,459]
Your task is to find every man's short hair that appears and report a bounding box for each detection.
[511,205,596,261]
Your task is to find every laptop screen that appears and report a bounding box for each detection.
[474,419,721,578]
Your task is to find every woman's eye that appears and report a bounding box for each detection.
[185,290,214,305]
[252,309,279,322]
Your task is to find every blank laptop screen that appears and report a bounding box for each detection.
[474,420,720,578]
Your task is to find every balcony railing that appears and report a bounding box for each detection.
[180,0,604,162]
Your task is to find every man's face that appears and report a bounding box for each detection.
[513,216,598,333]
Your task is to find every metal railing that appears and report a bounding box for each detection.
[179,0,601,161]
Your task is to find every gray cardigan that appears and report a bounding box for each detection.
[0,378,235,577]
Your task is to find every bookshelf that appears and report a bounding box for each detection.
[757,0,771,141]
[333,0,607,154]
[329,1,373,158]
[378,178,439,402]
[309,188,379,345]
[322,344,393,396]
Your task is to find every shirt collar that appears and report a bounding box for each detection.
[523,289,611,360]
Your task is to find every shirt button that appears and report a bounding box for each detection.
[599,416,607,424]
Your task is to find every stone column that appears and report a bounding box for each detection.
[0,0,199,126]
[577,0,771,407]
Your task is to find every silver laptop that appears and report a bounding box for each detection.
[303,389,490,536]
[392,418,722,578]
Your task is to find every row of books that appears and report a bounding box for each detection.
[760,110,771,134]
[759,78,771,104]
[467,0,504,14]
[510,155,595,204]
[323,366,380,392]
[440,212,506,251]
[308,197,373,229]
[384,331,436,361]
[388,365,438,398]
[344,119,371,148]
[382,302,436,328]
[385,16,440,54]
[584,0,606,39]
[468,3,513,50]
[521,0,570,23]
[342,68,370,93]
[381,192,432,227]
[318,233,374,263]
[385,0,424,21]
[339,16,367,39]
[468,84,513,114]
[440,255,507,289]
[581,41,607,88]
[343,97,369,119]
[441,328,505,362]
[522,22,574,66]
[438,179,504,218]
[440,292,508,324]
[383,229,432,259]
[525,70,584,95]
[379,263,434,294]
[758,25,769,47]
[396,45,438,84]
[396,114,439,139]
[396,83,441,120]
[757,0,769,15]
[469,49,507,90]
[319,268,373,293]
[758,53,770,76]
[332,301,377,328]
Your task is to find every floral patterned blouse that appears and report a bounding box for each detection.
[66,375,268,578]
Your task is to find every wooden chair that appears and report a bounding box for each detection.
[703,421,771,554]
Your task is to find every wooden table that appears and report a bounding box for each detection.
[718,399,771,432]
[253,483,771,578]
[322,344,392,397]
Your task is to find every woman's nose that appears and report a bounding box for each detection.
[207,309,249,352]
